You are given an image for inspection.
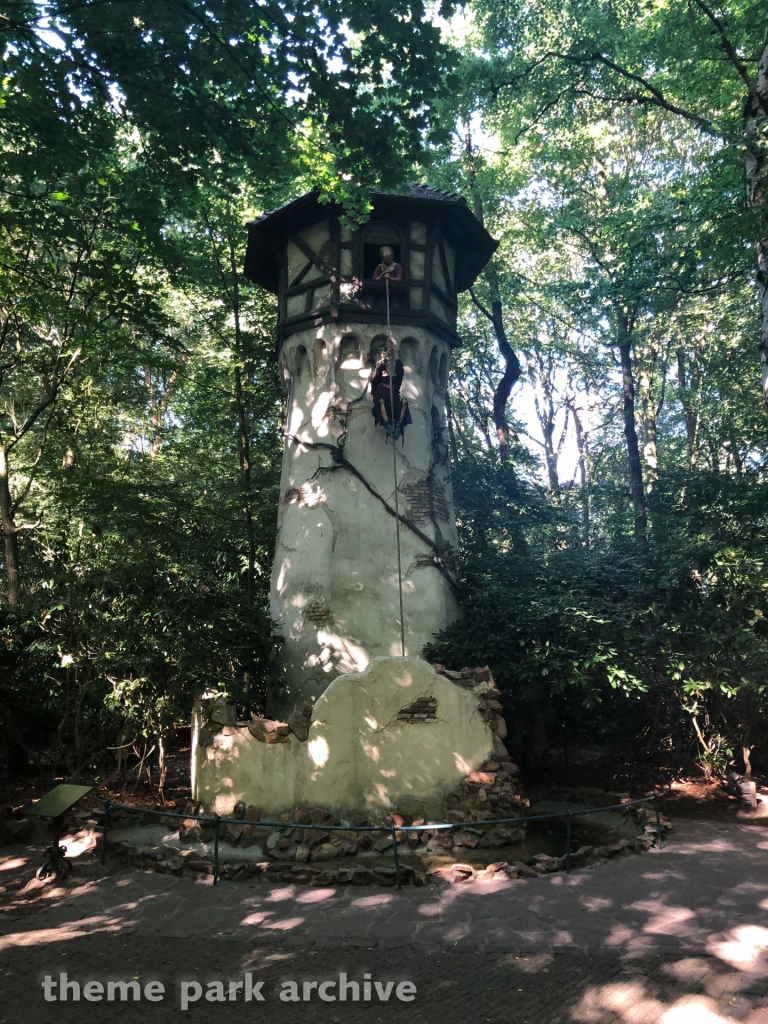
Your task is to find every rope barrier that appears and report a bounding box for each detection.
[97,789,669,889]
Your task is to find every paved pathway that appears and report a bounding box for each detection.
[2,819,768,1023]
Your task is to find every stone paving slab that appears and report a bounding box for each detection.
[1,941,767,1024]
[2,819,768,1023]
[5,819,766,954]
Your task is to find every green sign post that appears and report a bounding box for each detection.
[28,784,93,880]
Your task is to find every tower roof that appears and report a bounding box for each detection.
[244,186,497,295]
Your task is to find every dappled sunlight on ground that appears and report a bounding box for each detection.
[0,820,767,1020]
[642,871,688,882]
[350,892,396,908]
[265,885,300,902]
[260,915,306,931]
[630,903,698,936]
[581,896,614,912]
[660,996,734,1023]
[296,887,338,904]
[0,856,28,872]
[709,925,768,973]
[572,978,667,1022]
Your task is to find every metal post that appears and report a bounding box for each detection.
[391,823,402,891]
[213,815,220,885]
[654,794,663,850]
[565,811,572,873]
[101,800,110,866]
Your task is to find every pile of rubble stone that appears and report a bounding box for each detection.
[99,662,675,887]
[102,796,673,887]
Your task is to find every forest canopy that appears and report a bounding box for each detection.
[1,0,766,782]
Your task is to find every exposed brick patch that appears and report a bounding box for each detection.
[283,482,325,507]
[411,552,436,570]
[303,599,334,625]
[401,477,450,524]
[397,696,438,723]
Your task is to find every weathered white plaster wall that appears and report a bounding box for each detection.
[193,657,492,822]
[272,322,461,713]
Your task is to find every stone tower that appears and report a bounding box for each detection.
[244,186,497,713]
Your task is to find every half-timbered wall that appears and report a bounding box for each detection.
[278,214,458,347]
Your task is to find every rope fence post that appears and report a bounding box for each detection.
[95,787,671,888]
[391,823,402,891]
[101,799,110,865]
[654,793,663,850]
[565,810,571,873]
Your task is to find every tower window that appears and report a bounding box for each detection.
[364,244,401,279]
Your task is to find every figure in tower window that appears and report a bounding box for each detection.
[371,341,412,442]
[372,245,403,282]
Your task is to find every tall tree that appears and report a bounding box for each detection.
[469,0,768,411]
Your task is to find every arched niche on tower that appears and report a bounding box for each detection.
[400,337,420,374]
[294,343,310,383]
[314,338,330,385]
[337,333,364,402]
[279,351,291,398]
[437,352,448,394]
[431,401,448,461]
[431,402,443,435]
[399,337,421,405]
[428,346,439,389]
[338,333,362,369]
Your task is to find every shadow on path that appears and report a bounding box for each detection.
[2,819,768,1023]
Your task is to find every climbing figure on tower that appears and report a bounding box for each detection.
[371,340,412,442]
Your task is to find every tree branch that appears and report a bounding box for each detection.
[469,287,494,323]
[546,50,723,138]
[690,0,765,116]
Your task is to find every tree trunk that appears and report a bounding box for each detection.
[485,262,522,462]
[229,238,256,605]
[744,32,768,413]
[534,351,567,494]
[444,388,459,464]
[234,363,256,605]
[676,343,706,469]
[757,236,768,414]
[617,313,647,544]
[464,124,522,460]
[144,364,182,458]
[569,399,591,546]
[0,446,20,604]
[636,348,659,495]
[538,409,561,493]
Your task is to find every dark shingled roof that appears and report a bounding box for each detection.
[244,185,496,295]
[247,184,464,228]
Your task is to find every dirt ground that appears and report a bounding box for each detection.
[529,743,767,824]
